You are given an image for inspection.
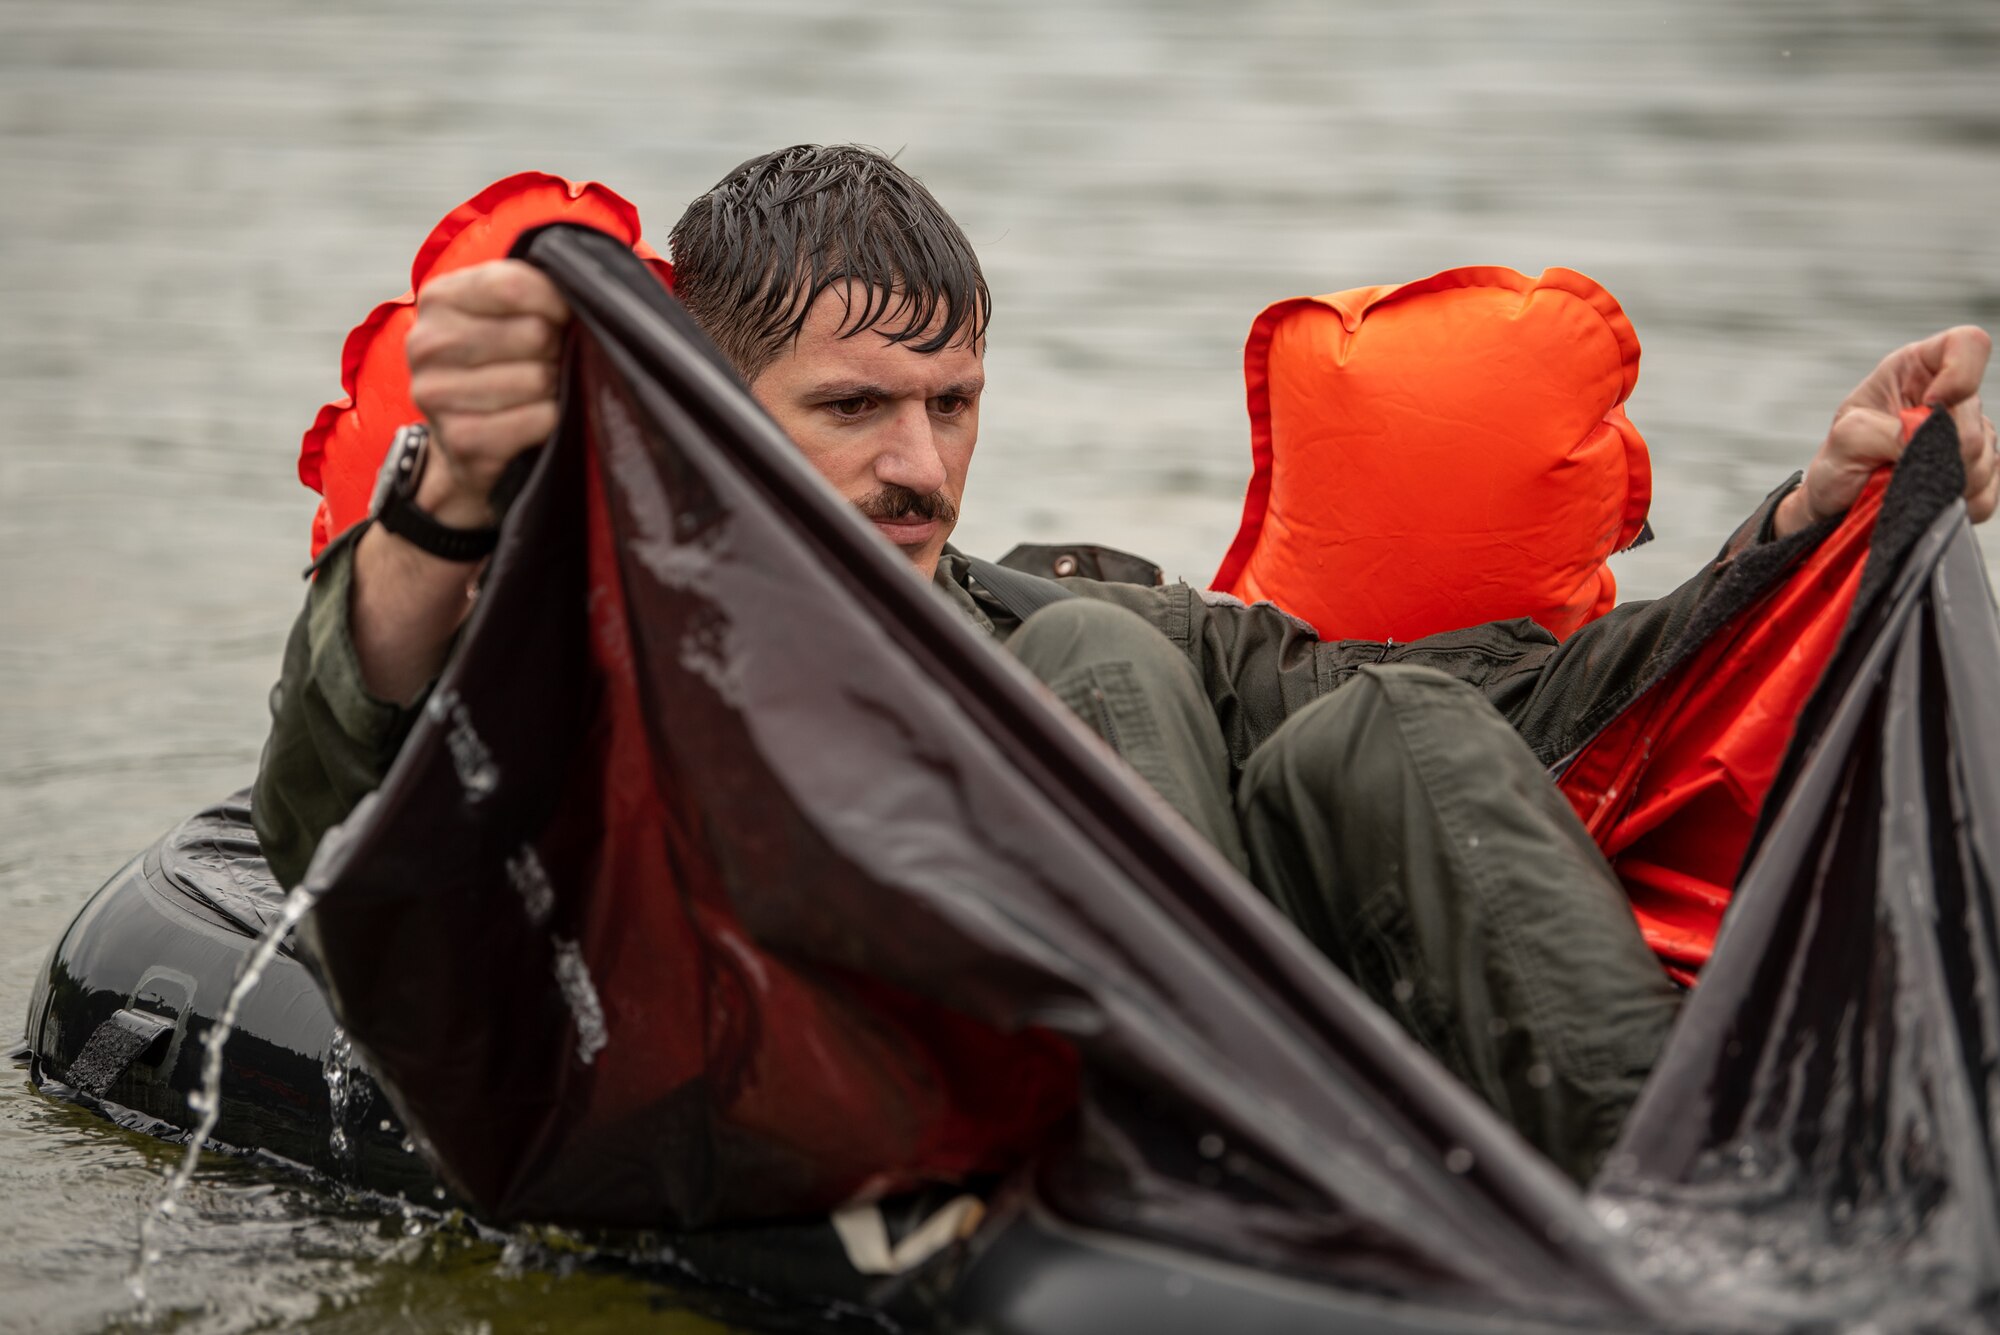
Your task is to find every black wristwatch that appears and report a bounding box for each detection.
[369,424,501,563]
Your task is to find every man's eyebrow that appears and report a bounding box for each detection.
[804,381,895,400]
[803,378,984,399]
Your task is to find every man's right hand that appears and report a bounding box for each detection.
[350,260,573,704]
[1774,325,1995,539]
[405,260,573,525]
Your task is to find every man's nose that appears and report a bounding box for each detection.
[873,403,948,495]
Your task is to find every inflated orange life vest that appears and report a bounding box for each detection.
[299,172,673,559]
[1211,266,1652,643]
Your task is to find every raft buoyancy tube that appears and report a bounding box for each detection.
[23,794,440,1200]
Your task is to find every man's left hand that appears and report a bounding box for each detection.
[1776,325,1996,539]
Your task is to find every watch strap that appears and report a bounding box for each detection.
[377,490,501,562]
[373,423,500,563]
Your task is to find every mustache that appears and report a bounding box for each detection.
[853,486,958,525]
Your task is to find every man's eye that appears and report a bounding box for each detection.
[827,396,872,418]
[932,395,967,417]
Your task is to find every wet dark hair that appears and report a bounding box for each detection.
[667,144,989,381]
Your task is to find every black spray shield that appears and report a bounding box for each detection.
[1600,411,2000,1326]
[297,225,1651,1321]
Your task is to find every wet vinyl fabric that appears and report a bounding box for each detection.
[1553,452,1905,983]
[297,225,1649,1321]
[1593,409,2000,1322]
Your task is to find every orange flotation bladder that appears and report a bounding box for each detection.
[1554,483,1875,986]
[1211,266,1652,643]
[299,172,673,559]
[1554,412,1929,985]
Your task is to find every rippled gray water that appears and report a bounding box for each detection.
[4,1,1999,1329]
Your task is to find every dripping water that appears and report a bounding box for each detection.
[128,875,328,1315]
[323,1024,355,1162]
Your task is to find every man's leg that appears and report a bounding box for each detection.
[1236,664,1680,1182]
[1008,601,1248,874]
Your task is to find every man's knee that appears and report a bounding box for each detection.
[1007,600,1182,682]
[1008,600,1210,759]
[1010,599,1246,866]
[1240,664,1473,816]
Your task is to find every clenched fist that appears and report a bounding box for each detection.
[405,259,573,528]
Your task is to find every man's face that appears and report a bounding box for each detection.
[748,283,983,581]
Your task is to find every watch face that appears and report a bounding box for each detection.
[370,426,423,517]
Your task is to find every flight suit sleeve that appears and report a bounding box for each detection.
[1491,474,1826,766]
[251,528,428,889]
[1116,474,1822,779]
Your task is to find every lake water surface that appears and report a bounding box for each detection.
[4,1,1999,1330]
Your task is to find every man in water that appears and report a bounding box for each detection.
[255,143,1996,1181]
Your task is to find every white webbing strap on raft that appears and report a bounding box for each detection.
[830,1195,986,1275]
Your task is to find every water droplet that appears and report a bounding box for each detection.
[506,846,558,926]
[323,1027,356,1162]
[1525,1063,1553,1089]
[1196,1133,1225,1160]
[1599,1203,1630,1231]
[1390,978,1416,1004]
[1444,1147,1474,1174]
[401,1137,416,1154]
[444,698,500,800]
[433,1186,447,1201]
[552,937,609,1064]
[1467,835,1480,849]
[379,1119,393,1132]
